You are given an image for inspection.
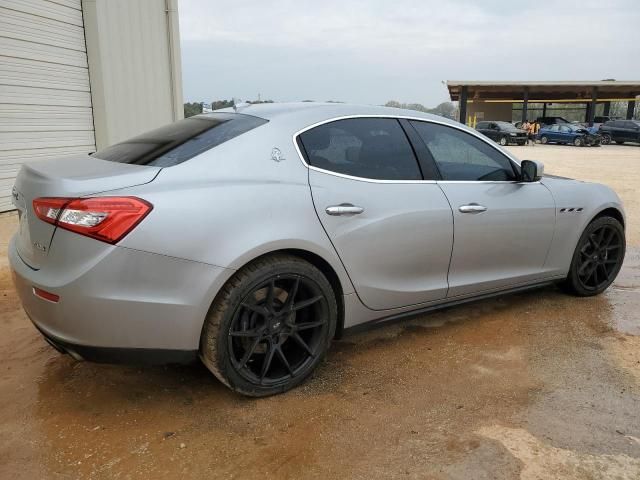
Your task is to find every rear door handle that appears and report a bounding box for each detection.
[326,204,365,216]
[459,204,487,214]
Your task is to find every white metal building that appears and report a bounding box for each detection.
[0,0,183,211]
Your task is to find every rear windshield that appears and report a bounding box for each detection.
[92,113,268,167]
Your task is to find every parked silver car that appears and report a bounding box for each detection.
[9,103,626,396]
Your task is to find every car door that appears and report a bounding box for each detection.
[299,117,454,310]
[611,121,625,141]
[409,120,556,297]
[633,122,640,142]
[476,122,493,140]
[487,123,500,141]
[559,125,573,143]
[623,121,640,142]
[547,124,560,142]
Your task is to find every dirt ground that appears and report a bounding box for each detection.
[0,144,639,479]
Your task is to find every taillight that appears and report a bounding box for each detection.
[32,197,152,244]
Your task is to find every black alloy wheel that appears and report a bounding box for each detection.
[228,275,329,386]
[200,255,337,396]
[564,216,625,296]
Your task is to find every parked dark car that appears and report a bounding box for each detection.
[599,120,640,145]
[538,124,602,146]
[536,116,571,126]
[476,121,528,146]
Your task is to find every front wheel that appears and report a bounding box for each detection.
[574,137,584,147]
[200,254,337,396]
[499,136,508,146]
[601,134,611,145]
[563,216,625,296]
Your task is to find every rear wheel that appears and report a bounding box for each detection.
[200,255,337,396]
[563,216,625,296]
[540,135,548,144]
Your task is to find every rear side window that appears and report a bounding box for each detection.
[93,113,268,167]
[298,118,421,180]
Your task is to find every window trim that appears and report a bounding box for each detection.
[293,114,529,185]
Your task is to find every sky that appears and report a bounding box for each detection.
[178,0,640,107]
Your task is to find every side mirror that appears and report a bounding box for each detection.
[520,160,544,182]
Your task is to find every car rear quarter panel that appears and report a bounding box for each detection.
[542,177,625,274]
[111,122,355,295]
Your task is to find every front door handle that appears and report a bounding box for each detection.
[326,204,365,216]
[459,204,487,214]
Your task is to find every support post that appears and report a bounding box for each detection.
[584,103,591,123]
[521,87,529,123]
[459,86,468,125]
[588,88,597,127]
[542,103,547,117]
[627,100,636,120]
[603,101,611,117]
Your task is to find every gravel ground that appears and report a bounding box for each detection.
[0,144,639,479]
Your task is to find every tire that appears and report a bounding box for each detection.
[200,254,337,396]
[540,135,548,144]
[563,216,625,297]
[499,136,508,146]
[574,137,584,147]
[601,134,611,145]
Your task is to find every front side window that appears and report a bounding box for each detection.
[549,125,560,132]
[560,125,571,133]
[93,113,268,167]
[410,121,517,181]
[298,118,421,180]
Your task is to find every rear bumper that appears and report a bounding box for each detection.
[9,231,233,355]
[31,321,198,364]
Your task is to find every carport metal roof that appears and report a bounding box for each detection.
[446,81,640,125]
[446,81,640,102]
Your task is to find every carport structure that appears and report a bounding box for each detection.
[446,81,640,126]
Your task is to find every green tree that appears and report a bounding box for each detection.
[183,102,202,118]
[212,99,234,110]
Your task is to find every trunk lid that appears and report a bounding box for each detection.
[12,155,160,269]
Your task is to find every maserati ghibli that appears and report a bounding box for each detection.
[9,103,625,396]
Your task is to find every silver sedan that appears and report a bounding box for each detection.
[9,103,626,396]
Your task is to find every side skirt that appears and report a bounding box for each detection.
[344,278,563,335]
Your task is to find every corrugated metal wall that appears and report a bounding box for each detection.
[0,0,96,211]
[82,0,183,149]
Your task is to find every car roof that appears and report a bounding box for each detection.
[208,102,461,131]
